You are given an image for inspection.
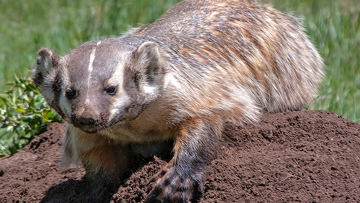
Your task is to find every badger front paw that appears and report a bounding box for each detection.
[145,166,203,203]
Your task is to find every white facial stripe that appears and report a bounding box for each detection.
[85,41,101,104]
[87,49,96,74]
[87,41,102,73]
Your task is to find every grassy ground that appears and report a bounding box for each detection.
[0,0,359,122]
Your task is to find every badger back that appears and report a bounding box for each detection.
[139,0,324,114]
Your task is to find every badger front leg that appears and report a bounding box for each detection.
[146,118,222,203]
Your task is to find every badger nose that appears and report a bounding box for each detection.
[71,115,97,126]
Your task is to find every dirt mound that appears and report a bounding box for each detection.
[1,110,360,202]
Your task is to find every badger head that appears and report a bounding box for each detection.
[32,38,166,133]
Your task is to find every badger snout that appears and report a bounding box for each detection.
[71,112,101,133]
[72,115,97,126]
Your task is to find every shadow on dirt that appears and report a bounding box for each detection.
[41,175,118,203]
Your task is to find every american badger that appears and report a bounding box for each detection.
[33,0,324,202]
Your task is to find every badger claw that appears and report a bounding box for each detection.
[145,167,202,203]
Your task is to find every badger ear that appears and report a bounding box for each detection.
[33,48,60,87]
[37,48,60,70]
[130,41,166,95]
[131,41,164,76]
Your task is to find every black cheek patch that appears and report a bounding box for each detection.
[51,72,67,118]
[123,65,141,101]
[122,64,163,121]
[51,101,66,119]
[52,73,62,92]
[52,73,62,100]
[33,72,43,87]
[121,67,148,121]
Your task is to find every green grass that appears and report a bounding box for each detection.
[0,0,181,89]
[0,0,359,130]
[266,0,360,122]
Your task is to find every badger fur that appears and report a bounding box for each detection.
[33,0,324,202]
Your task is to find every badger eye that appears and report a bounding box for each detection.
[65,88,76,100]
[105,86,116,95]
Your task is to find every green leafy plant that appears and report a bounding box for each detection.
[0,76,61,157]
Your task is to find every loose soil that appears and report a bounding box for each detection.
[1,110,360,202]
